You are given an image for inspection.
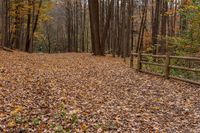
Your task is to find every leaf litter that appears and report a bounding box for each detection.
[0,50,200,132]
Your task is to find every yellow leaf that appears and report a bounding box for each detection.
[8,120,16,128]
[10,106,23,116]
[151,106,160,110]
[81,123,88,132]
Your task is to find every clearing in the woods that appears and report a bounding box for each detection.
[0,51,200,132]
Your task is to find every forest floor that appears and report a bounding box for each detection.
[0,50,200,133]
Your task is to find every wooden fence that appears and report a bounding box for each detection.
[130,52,200,85]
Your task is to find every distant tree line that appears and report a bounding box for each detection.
[0,0,199,56]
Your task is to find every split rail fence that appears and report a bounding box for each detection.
[130,52,200,85]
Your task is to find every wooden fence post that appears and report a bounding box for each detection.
[130,53,134,68]
[137,52,142,72]
[165,53,170,79]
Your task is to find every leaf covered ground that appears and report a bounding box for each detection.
[0,50,200,133]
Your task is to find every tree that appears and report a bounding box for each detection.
[88,0,102,55]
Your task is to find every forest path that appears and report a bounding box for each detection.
[0,51,200,132]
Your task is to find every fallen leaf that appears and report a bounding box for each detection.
[7,120,16,128]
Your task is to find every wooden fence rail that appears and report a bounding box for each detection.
[130,52,200,85]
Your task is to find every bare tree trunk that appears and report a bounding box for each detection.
[88,0,102,55]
